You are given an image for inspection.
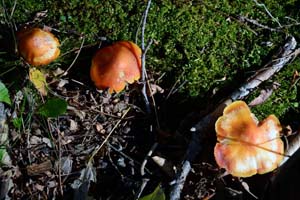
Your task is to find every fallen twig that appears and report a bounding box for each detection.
[88,107,131,164]
[140,0,152,114]
[169,36,299,200]
[135,142,158,200]
[252,0,282,27]
[238,15,277,32]
[62,36,85,77]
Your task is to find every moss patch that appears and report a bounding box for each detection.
[1,0,300,117]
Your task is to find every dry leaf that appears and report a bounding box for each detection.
[33,10,48,22]
[27,160,53,176]
[42,137,52,148]
[55,156,73,175]
[53,67,65,76]
[30,135,42,145]
[69,119,78,131]
[249,83,279,107]
[58,79,69,88]
[67,106,86,120]
[29,68,47,96]
[148,84,164,96]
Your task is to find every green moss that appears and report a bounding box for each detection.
[250,60,300,120]
[1,0,300,118]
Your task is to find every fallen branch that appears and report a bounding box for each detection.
[169,36,299,200]
[140,0,152,114]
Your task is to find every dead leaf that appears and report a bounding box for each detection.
[148,83,164,96]
[0,170,13,199]
[71,163,96,190]
[30,135,42,145]
[67,106,86,120]
[33,10,48,22]
[69,119,78,131]
[58,79,69,88]
[53,67,65,76]
[29,68,47,96]
[42,137,52,148]
[249,83,279,107]
[34,183,45,192]
[27,160,53,176]
[55,156,73,175]
[95,123,104,133]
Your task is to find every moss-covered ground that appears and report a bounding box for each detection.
[1,0,300,119]
[1,0,300,198]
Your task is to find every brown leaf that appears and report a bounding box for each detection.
[27,160,53,176]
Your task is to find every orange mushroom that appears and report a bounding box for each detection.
[214,101,284,177]
[90,41,142,93]
[17,28,60,66]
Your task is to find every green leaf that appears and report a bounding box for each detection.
[0,148,11,166]
[12,117,23,129]
[0,82,11,105]
[139,184,165,200]
[38,98,67,118]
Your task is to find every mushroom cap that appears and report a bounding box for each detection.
[214,101,284,177]
[17,28,60,66]
[90,41,142,93]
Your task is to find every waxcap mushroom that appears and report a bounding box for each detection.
[214,100,284,177]
[90,41,141,93]
[17,28,60,66]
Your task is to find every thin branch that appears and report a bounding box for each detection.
[9,0,17,19]
[140,0,152,114]
[141,0,152,51]
[252,0,282,27]
[88,107,131,164]
[62,36,85,77]
[238,15,278,32]
[135,142,158,200]
[169,36,298,200]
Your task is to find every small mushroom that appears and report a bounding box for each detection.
[90,41,141,93]
[214,101,284,177]
[17,28,60,66]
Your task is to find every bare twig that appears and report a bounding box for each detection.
[57,129,64,196]
[169,36,298,200]
[140,0,152,114]
[252,0,282,27]
[135,142,158,200]
[88,107,131,164]
[108,143,151,174]
[9,0,17,19]
[238,15,277,32]
[62,36,85,77]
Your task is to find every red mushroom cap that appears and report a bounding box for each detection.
[17,28,60,66]
[90,41,142,93]
[214,101,284,177]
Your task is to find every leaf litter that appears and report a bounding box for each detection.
[3,74,158,199]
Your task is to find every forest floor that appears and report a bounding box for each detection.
[1,0,300,199]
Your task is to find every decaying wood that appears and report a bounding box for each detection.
[170,36,299,200]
